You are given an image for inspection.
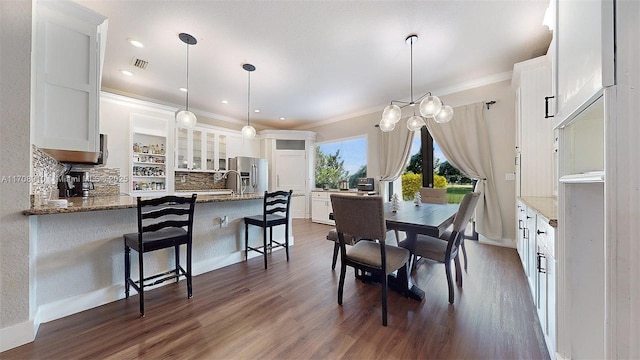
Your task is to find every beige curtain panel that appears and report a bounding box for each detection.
[426,102,503,240]
[378,119,413,182]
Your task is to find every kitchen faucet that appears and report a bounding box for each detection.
[223,170,244,196]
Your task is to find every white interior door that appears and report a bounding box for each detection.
[275,150,307,218]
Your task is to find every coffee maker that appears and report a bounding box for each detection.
[58,171,93,197]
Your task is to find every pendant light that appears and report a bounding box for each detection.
[379,34,453,132]
[241,63,257,140]
[175,33,197,129]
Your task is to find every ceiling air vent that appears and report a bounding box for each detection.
[132,58,149,70]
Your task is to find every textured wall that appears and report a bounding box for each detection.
[0,0,32,328]
[34,199,273,306]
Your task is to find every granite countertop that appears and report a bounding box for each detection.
[24,193,266,216]
[519,196,558,227]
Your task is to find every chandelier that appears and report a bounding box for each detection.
[175,33,198,128]
[379,34,453,132]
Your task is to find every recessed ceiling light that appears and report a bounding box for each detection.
[221,100,229,104]
[179,87,188,92]
[128,38,144,48]
[279,117,285,120]
[254,109,260,113]
[121,70,133,76]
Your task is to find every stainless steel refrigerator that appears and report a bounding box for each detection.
[227,157,268,194]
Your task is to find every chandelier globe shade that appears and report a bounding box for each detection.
[379,118,396,132]
[434,105,454,123]
[241,63,257,140]
[382,104,402,124]
[419,95,443,118]
[406,115,425,131]
[176,33,198,128]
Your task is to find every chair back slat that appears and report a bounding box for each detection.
[143,220,190,233]
[330,195,386,243]
[262,190,292,220]
[142,207,191,220]
[136,194,197,236]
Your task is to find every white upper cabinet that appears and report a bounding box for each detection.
[175,125,238,172]
[33,0,107,152]
[512,56,555,197]
[554,0,614,125]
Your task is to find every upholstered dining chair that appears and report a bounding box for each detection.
[244,190,293,269]
[330,194,410,326]
[403,192,480,304]
[123,194,197,317]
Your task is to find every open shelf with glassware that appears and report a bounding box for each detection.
[131,132,167,194]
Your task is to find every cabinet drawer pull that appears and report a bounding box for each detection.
[537,229,546,235]
[544,96,555,118]
[526,215,532,219]
[537,252,547,273]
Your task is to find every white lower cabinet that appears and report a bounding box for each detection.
[311,191,358,225]
[517,199,557,358]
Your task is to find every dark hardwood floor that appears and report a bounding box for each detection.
[1,219,549,359]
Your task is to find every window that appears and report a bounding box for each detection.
[315,136,367,189]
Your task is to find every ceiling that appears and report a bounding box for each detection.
[76,0,552,130]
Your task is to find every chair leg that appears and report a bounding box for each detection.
[244,223,249,261]
[454,255,463,287]
[338,263,346,305]
[138,249,145,317]
[331,242,339,270]
[124,244,130,298]
[285,223,290,262]
[381,273,388,326]
[445,260,454,304]
[174,245,180,283]
[187,242,193,298]
[269,226,273,252]
[263,226,268,269]
[461,239,468,271]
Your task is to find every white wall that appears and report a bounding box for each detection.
[0,0,35,350]
[309,80,517,243]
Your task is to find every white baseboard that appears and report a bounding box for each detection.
[0,319,37,353]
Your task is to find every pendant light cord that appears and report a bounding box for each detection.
[409,36,414,103]
[185,42,190,111]
[247,70,251,126]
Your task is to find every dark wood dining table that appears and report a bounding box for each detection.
[330,200,460,300]
[383,201,460,300]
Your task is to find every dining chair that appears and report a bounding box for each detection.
[407,192,480,304]
[330,194,410,326]
[420,187,448,204]
[123,194,197,317]
[244,190,293,269]
[326,229,359,270]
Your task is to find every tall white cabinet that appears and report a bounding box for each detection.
[33,0,107,153]
[552,0,640,359]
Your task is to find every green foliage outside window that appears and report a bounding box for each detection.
[315,147,349,188]
[401,173,448,200]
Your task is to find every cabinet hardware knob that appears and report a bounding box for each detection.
[544,96,555,118]
[526,215,532,219]
[537,229,546,235]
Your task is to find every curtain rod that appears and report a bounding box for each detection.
[485,100,496,110]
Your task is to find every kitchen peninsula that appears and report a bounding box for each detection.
[23,193,292,324]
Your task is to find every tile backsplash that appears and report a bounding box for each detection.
[31,145,121,200]
[175,171,227,191]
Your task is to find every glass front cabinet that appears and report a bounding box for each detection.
[175,126,229,172]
